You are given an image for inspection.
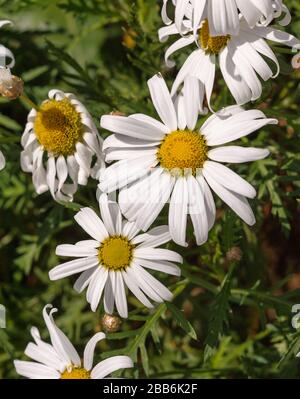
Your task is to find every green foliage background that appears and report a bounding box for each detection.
[0,0,300,379]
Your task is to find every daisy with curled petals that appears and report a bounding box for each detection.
[14,304,133,379]
[21,90,104,201]
[159,15,300,108]
[161,0,291,37]
[49,194,182,318]
[99,74,277,247]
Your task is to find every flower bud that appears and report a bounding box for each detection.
[0,68,23,100]
[101,313,122,333]
[226,246,243,263]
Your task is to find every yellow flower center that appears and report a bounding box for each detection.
[157,130,208,175]
[34,98,83,156]
[98,236,134,271]
[61,367,90,379]
[199,19,230,55]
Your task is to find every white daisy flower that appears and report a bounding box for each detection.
[0,20,14,68]
[20,90,104,201]
[99,74,277,247]
[14,304,133,379]
[49,193,182,317]
[159,16,300,108]
[161,0,291,37]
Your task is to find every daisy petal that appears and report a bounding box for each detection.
[49,257,99,280]
[74,207,109,242]
[83,332,106,371]
[208,146,270,163]
[101,115,165,141]
[138,259,181,276]
[55,244,98,258]
[203,173,256,226]
[114,272,128,318]
[91,356,133,379]
[169,177,188,246]
[14,360,60,379]
[203,160,257,198]
[135,247,183,263]
[147,74,177,131]
[122,269,154,308]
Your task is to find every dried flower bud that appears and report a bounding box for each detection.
[0,68,23,100]
[226,246,243,263]
[292,52,300,70]
[101,313,122,333]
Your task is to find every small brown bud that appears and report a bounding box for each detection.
[278,118,287,127]
[110,110,126,116]
[0,68,23,100]
[101,313,122,333]
[226,246,243,263]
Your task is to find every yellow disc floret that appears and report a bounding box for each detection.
[199,19,230,55]
[99,236,134,271]
[157,130,208,175]
[34,98,83,156]
[61,367,90,379]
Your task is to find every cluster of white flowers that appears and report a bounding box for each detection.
[1,1,299,379]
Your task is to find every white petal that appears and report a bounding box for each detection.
[208,146,270,163]
[196,174,216,231]
[104,273,115,314]
[137,259,181,276]
[169,178,188,247]
[0,150,5,170]
[183,75,200,131]
[114,272,128,318]
[56,155,68,192]
[147,74,177,131]
[73,267,98,293]
[43,305,81,367]
[49,257,99,280]
[203,160,257,198]
[100,155,158,194]
[103,133,160,151]
[56,244,98,258]
[74,207,109,242]
[91,356,133,379]
[164,36,195,68]
[132,225,171,248]
[83,332,106,371]
[204,110,277,146]
[203,173,256,225]
[135,247,183,263]
[99,193,122,235]
[87,267,109,312]
[101,115,165,141]
[24,342,65,372]
[131,263,173,302]
[127,262,163,302]
[187,175,208,245]
[122,269,154,308]
[46,156,56,198]
[14,360,60,379]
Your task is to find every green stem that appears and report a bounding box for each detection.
[20,93,39,111]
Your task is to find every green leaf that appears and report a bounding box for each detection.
[166,302,197,340]
[204,265,236,361]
